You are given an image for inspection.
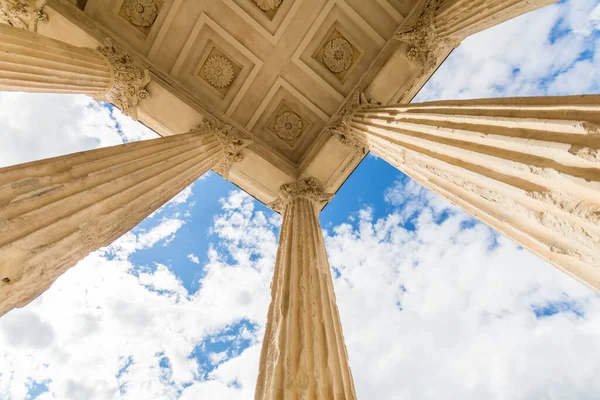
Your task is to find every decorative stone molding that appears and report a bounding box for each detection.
[268,178,333,213]
[393,0,459,71]
[0,0,47,32]
[329,92,379,155]
[253,0,282,11]
[96,39,151,121]
[323,37,354,74]
[203,55,235,88]
[124,0,158,28]
[194,118,252,179]
[273,111,303,142]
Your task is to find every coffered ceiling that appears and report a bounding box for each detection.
[83,0,416,165]
[46,0,425,207]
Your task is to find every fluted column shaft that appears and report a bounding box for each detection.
[434,0,557,40]
[256,179,356,400]
[0,23,112,95]
[0,124,248,316]
[346,95,600,292]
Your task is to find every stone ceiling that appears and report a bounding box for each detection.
[43,0,429,207]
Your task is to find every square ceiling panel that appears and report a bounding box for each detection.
[221,0,302,44]
[170,13,263,116]
[266,102,312,148]
[118,0,164,35]
[312,25,362,83]
[292,0,385,101]
[247,77,330,165]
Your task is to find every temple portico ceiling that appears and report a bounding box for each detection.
[37,0,421,207]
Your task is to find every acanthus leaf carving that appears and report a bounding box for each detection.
[194,118,252,179]
[268,178,333,213]
[0,0,47,32]
[96,39,151,121]
[393,0,459,72]
[329,91,379,155]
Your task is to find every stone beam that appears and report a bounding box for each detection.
[0,23,150,119]
[336,95,600,292]
[256,178,355,399]
[0,122,249,316]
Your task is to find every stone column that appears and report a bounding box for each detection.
[256,179,356,400]
[334,95,600,292]
[394,0,557,70]
[434,0,558,39]
[0,23,150,119]
[0,120,249,316]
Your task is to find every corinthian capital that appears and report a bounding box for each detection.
[329,91,377,155]
[0,0,47,32]
[393,0,459,71]
[269,178,334,213]
[96,39,151,121]
[194,118,252,179]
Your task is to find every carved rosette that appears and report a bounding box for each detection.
[96,39,151,121]
[393,0,459,71]
[124,0,158,27]
[195,118,252,179]
[253,0,282,11]
[269,178,334,213]
[203,55,235,88]
[0,0,48,32]
[323,37,354,74]
[274,111,303,142]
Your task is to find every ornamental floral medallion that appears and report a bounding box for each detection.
[274,111,303,142]
[323,37,354,74]
[124,0,158,28]
[203,55,235,88]
[253,0,282,11]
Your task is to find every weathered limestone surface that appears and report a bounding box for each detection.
[0,0,48,32]
[256,179,356,400]
[393,0,557,74]
[0,124,249,316]
[435,0,558,39]
[0,24,150,119]
[0,23,112,94]
[336,95,600,292]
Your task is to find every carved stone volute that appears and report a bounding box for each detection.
[393,0,459,71]
[329,91,379,155]
[269,178,334,213]
[96,39,151,121]
[0,0,47,32]
[194,118,252,179]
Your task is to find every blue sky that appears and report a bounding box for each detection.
[0,1,600,399]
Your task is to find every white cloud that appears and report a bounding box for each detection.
[188,254,200,264]
[415,0,600,102]
[1,1,599,399]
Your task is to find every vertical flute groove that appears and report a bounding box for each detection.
[0,130,224,316]
[347,95,600,292]
[0,24,112,95]
[257,182,355,399]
